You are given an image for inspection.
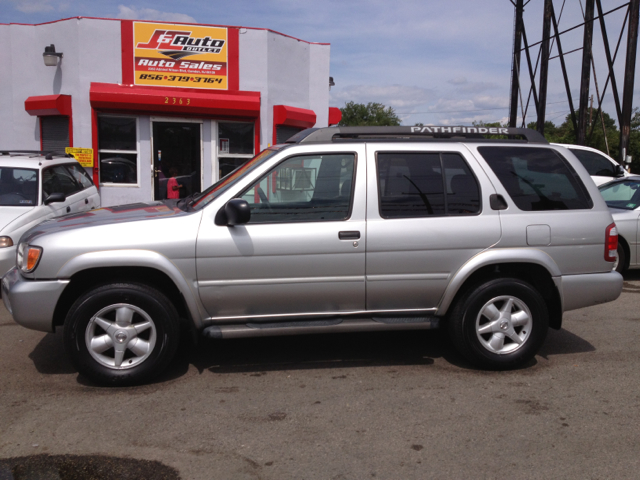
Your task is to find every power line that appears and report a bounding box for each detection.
[396,98,580,115]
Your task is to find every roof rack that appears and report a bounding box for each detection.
[285,126,548,145]
[0,150,74,160]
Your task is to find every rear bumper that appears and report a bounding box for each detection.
[559,270,623,312]
[2,267,68,332]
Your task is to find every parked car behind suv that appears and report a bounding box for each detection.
[553,143,629,186]
[0,151,100,276]
[2,127,623,385]
[598,175,640,273]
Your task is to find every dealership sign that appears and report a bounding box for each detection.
[133,22,228,90]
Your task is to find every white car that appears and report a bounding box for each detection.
[553,144,629,186]
[598,175,640,273]
[0,151,100,275]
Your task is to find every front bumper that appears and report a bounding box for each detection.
[2,267,69,332]
[559,270,623,312]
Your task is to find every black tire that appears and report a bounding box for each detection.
[448,278,549,370]
[615,243,627,274]
[63,283,180,386]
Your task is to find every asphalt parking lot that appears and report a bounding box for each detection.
[1,272,640,480]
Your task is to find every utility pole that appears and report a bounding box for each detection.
[619,0,639,164]
[509,0,524,128]
[537,0,552,134]
[589,94,594,127]
[578,0,595,145]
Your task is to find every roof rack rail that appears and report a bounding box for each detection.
[285,126,548,145]
[0,150,73,159]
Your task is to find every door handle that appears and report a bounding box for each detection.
[85,198,89,204]
[66,206,71,213]
[339,231,360,240]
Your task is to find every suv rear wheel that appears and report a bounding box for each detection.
[448,278,549,369]
[63,283,180,386]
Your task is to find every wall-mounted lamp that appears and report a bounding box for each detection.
[43,44,63,67]
[329,76,335,90]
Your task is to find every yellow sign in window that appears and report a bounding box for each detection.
[65,148,94,167]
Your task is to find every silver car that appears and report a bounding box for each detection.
[2,127,623,385]
[599,175,640,273]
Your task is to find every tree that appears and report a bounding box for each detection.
[339,101,401,126]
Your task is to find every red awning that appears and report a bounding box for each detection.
[25,94,72,116]
[89,83,261,117]
[273,105,316,129]
[328,107,342,126]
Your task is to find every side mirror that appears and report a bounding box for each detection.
[44,192,66,205]
[221,198,251,226]
[615,164,625,177]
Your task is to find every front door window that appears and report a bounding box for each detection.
[152,122,202,200]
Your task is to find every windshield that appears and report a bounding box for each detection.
[191,147,283,210]
[0,167,38,207]
[599,180,640,210]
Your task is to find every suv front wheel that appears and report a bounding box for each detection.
[63,283,180,386]
[448,278,549,369]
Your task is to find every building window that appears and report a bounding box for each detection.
[218,122,254,178]
[275,125,304,144]
[98,116,138,185]
[41,116,70,152]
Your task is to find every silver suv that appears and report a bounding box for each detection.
[2,127,623,385]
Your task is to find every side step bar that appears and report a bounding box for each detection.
[202,316,440,339]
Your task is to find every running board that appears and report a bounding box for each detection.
[201,316,440,339]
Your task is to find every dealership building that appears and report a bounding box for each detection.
[0,17,341,206]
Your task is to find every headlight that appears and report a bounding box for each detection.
[0,236,13,248]
[17,242,42,273]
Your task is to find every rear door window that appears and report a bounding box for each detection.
[377,152,480,218]
[478,146,593,211]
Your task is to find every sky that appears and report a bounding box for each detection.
[1,0,638,127]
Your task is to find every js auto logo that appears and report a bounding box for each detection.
[136,30,226,60]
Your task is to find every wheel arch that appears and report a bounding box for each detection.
[52,253,204,331]
[437,250,563,329]
[617,234,630,271]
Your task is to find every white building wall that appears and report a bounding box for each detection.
[239,29,269,149]
[0,19,121,150]
[1,18,332,205]
[309,43,331,129]
[240,28,331,149]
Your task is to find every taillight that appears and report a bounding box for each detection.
[605,223,618,262]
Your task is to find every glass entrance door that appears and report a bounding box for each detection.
[152,121,202,200]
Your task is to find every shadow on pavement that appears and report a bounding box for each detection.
[184,329,451,375]
[623,269,640,281]
[537,327,595,359]
[26,322,596,385]
[0,454,179,480]
[28,331,75,375]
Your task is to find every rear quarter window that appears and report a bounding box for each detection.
[477,146,593,211]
